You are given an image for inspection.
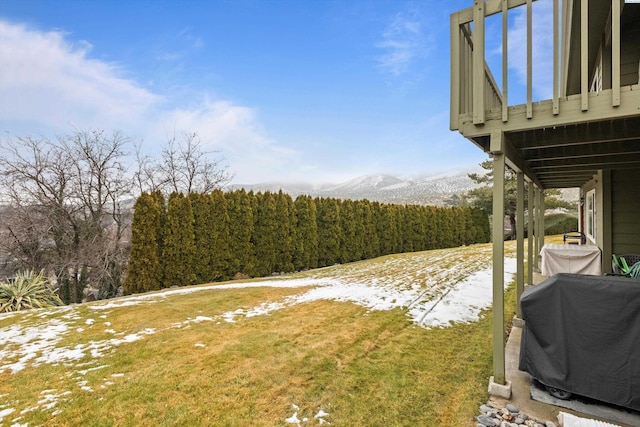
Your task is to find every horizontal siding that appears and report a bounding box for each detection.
[620,22,640,86]
[611,169,640,255]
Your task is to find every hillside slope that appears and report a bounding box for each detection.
[0,242,521,426]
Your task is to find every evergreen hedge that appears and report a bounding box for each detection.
[124,191,490,293]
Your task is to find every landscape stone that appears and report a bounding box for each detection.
[476,402,555,427]
[480,404,497,414]
[506,404,519,413]
[477,415,498,426]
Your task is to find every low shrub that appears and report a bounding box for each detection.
[522,213,578,238]
[543,213,578,235]
[0,270,63,313]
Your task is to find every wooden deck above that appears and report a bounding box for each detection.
[450,0,640,189]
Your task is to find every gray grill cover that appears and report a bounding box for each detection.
[519,273,640,411]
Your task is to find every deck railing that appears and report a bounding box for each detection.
[450,0,626,132]
[454,23,503,122]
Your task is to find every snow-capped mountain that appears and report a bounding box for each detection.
[229,170,481,206]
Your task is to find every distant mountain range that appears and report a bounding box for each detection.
[229,170,482,206]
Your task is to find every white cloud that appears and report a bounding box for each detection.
[506,0,555,100]
[0,20,303,184]
[376,8,432,76]
[158,101,302,183]
[0,21,160,132]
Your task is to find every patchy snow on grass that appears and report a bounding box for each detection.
[86,279,323,310]
[0,317,156,374]
[0,408,15,423]
[219,258,517,328]
[416,258,517,328]
[0,319,70,373]
[0,248,517,379]
[0,246,519,425]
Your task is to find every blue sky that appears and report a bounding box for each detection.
[0,0,553,184]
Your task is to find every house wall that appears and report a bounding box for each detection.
[590,7,640,92]
[621,16,640,86]
[582,169,640,273]
[611,169,640,255]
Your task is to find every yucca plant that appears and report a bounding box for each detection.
[0,270,64,313]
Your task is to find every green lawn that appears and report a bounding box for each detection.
[0,241,522,426]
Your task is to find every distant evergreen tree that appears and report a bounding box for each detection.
[316,197,341,267]
[162,192,197,287]
[293,195,318,270]
[360,200,379,259]
[391,205,404,254]
[274,190,295,273]
[150,190,166,284]
[226,189,254,277]
[465,159,575,240]
[402,206,423,252]
[189,192,212,284]
[435,208,454,249]
[424,206,437,250]
[123,192,163,295]
[209,189,232,280]
[462,207,477,245]
[339,200,358,263]
[377,203,396,255]
[251,192,278,277]
[352,201,367,260]
[471,207,491,243]
[393,206,406,253]
[414,206,428,252]
[450,207,466,246]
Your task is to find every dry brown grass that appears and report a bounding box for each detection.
[0,238,535,426]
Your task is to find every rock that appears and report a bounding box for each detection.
[480,404,497,414]
[477,415,498,426]
[476,402,553,427]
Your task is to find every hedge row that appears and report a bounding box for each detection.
[123,190,490,294]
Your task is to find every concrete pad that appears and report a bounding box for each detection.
[489,325,560,423]
[499,324,638,427]
[531,380,640,427]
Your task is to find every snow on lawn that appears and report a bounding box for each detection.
[0,248,516,424]
[0,250,516,377]
[217,258,517,327]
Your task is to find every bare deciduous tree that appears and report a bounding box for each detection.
[1,129,233,303]
[133,132,233,195]
[0,130,132,302]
